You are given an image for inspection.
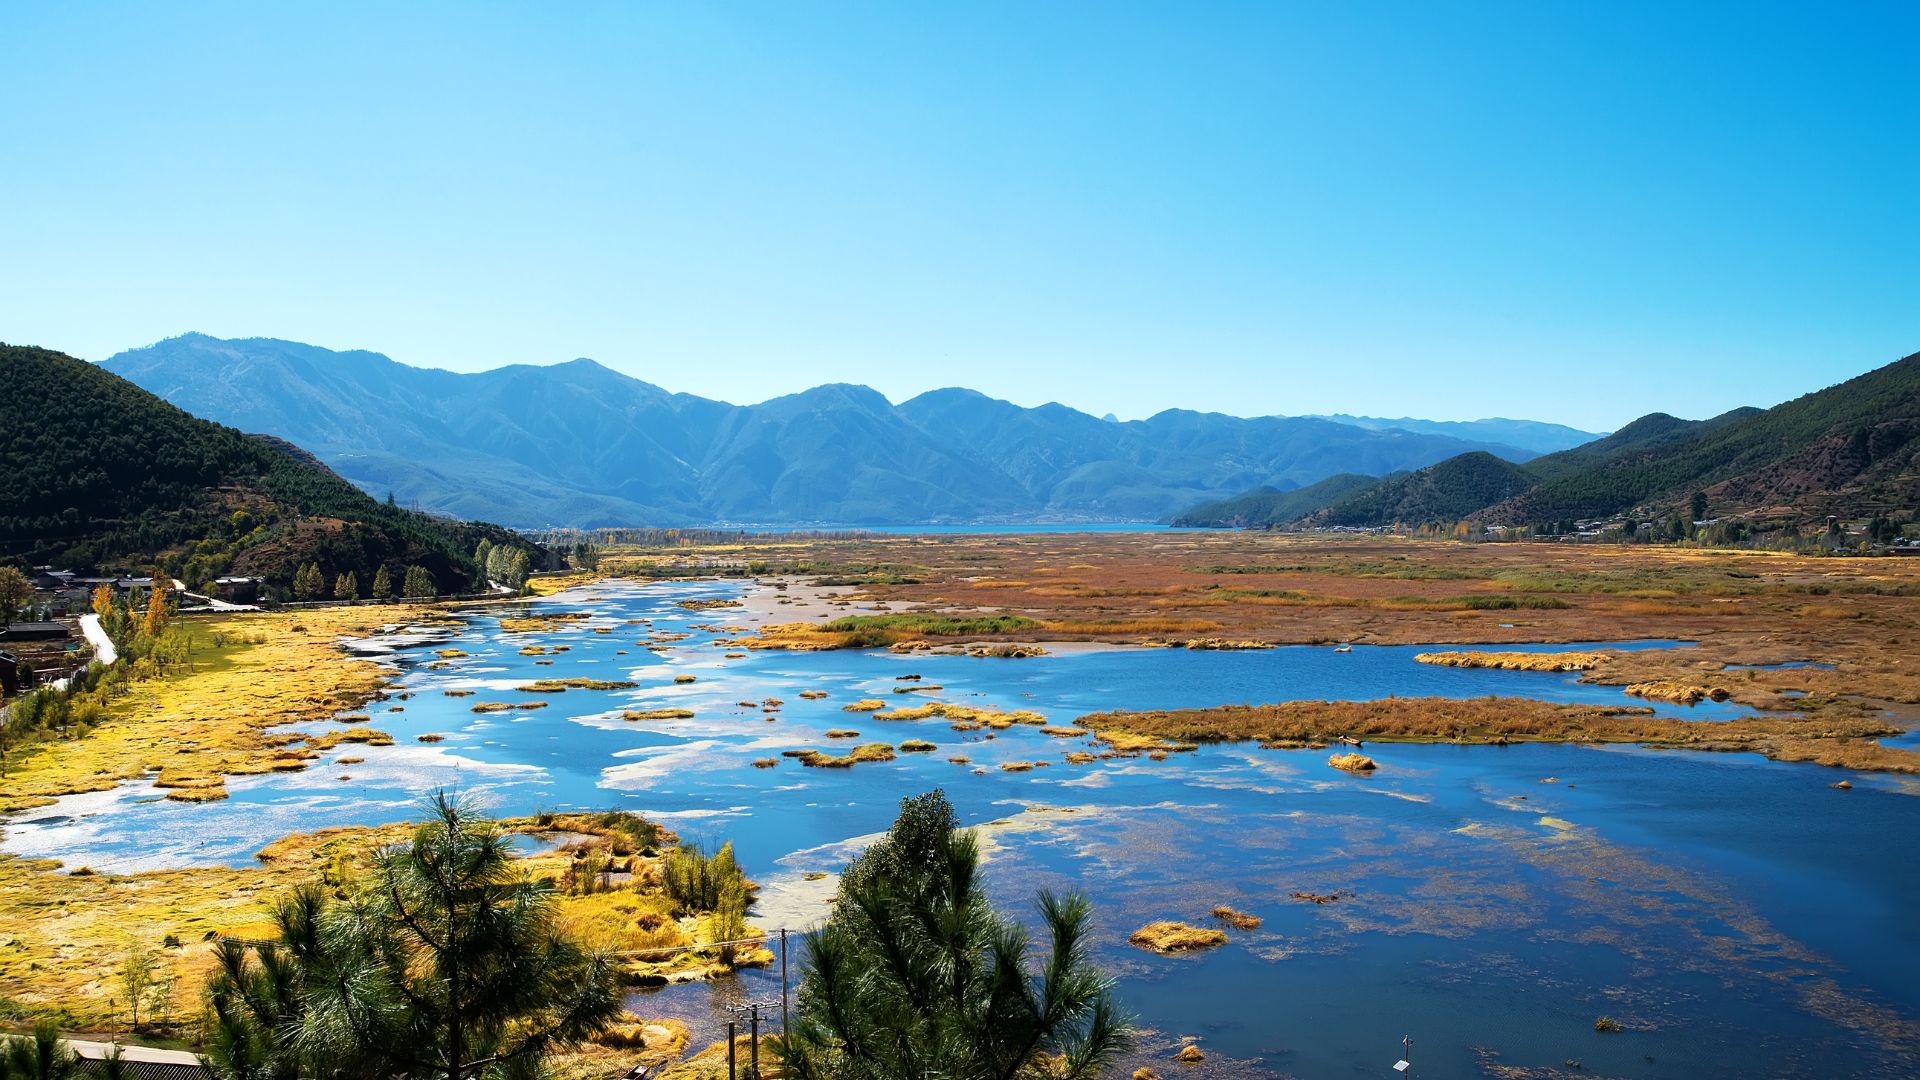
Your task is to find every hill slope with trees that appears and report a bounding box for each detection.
[1175,350,1919,533]
[1302,453,1542,528]
[0,343,536,596]
[1169,473,1379,527]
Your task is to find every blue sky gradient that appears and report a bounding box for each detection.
[2,2,1913,429]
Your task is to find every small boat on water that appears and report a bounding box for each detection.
[1334,645,1352,653]
[1337,735,1364,747]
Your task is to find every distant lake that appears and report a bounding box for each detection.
[13,579,1915,1078]
[705,522,1195,535]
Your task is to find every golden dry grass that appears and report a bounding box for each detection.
[1210,906,1262,930]
[1077,697,1919,773]
[1128,921,1227,953]
[1415,650,1613,672]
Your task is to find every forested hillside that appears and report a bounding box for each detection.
[1485,352,1920,525]
[1302,453,1540,528]
[1170,474,1378,527]
[0,343,536,594]
[1175,350,1919,534]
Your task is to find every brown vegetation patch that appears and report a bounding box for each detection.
[1210,906,1262,930]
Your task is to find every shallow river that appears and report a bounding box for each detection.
[9,580,1917,1078]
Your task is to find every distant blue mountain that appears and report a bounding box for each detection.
[104,334,1554,528]
[1305,414,1604,455]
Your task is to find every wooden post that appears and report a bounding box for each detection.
[728,1020,737,1080]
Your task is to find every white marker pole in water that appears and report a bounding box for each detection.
[1393,1033,1411,1074]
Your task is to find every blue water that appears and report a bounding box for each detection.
[8,580,1916,1078]
[709,522,1195,535]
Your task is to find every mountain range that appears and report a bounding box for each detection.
[1177,350,1920,530]
[101,335,1601,528]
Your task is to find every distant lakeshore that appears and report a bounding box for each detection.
[696,522,1198,535]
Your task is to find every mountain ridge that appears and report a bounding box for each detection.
[104,334,1558,527]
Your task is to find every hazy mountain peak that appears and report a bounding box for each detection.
[103,333,1582,527]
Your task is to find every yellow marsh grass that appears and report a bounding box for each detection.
[1128,921,1227,953]
[1414,651,1612,672]
[1078,697,1918,773]
[1211,906,1262,930]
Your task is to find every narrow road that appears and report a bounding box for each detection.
[78,613,116,666]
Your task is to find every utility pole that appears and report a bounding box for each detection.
[779,928,791,1041]
[726,998,778,1080]
[727,1020,737,1080]
[1393,1033,1412,1075]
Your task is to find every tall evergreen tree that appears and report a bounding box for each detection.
[204,794,622,1080]
[372,565,395,600]
[787,790,1131,1080]
[402,565,436,598]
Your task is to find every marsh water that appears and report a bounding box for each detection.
[9,580,1918,1078]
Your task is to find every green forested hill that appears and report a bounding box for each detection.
[1302,453,1541,527]
[1169,473,1379,527]
[0,343,534,593]
[1173,350,1919,532]
[1486,352,1920,525]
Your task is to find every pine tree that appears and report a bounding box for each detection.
[473,539,494,581]
[787,790,1132,1079]
[334,572,359,601]
[203,794,621,1080]
[372,565,395,600]
[293,563,325,601]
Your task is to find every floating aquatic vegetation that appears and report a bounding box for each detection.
[1211,906,1262,930]
[843,699,887,712]
[1328,752,1377,772]
[796,743,897,768]
[673,675,698,684]
[624,709,695,721]
[900,739,937,752]
[517,678,639,692]
[1415,650,1612,672]
[1128,921,1227,953]
[472,701,549,713]
[499,612,592,633]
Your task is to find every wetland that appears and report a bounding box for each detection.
[4,535,1919,1078]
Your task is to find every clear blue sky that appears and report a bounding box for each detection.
[2,3,1913,430]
